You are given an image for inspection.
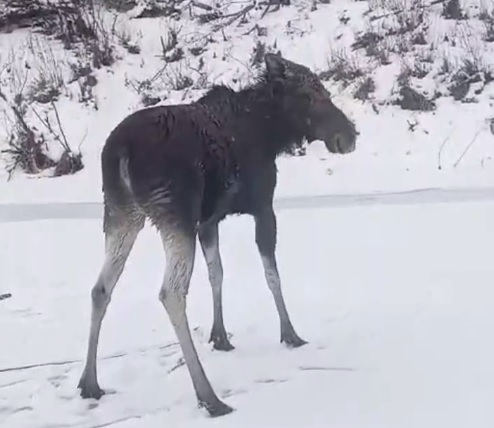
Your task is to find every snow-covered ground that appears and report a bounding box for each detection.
[2,0,494,426]
[1,200,494,428]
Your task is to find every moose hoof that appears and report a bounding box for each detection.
[212,338,235,352]
[281,332,308,348]
[210,332,235,352]
[199,397,235,417]
[78,379,105,400]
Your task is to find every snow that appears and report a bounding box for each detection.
[1,200,494,427]
[2,0,494,425]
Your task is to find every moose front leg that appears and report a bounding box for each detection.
[254,207,307,347]
[198,222,234,351]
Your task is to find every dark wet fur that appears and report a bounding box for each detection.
[101,57,357,230]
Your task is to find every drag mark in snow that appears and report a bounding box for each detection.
[298,366,355,372]
[0,342,182,374]
[0,359,80,374]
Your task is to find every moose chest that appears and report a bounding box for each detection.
[196,112,278,224]
[199,154,277,224]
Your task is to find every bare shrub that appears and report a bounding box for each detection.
[352,30,384,51]
[0,89,55,178]
[163,65,194,91]
[393,0,426,34]
[354,76,376,100]
[396,85,436,111]
[442,0,467,20]
[113,19,142,55]
[124,76,163,106]
[371,0,426,35]
[31,102,84,175]
[416,47,434,64]
[392,55,435,111]
[351,26,391,64]
[25,35,67,105]
[0,49,83,178]
[320,48,365,87]
[479,2,494,42]
[54,1,119,69]
[448,58,493,100]
[83,5,118,68]
[391,34,413,53]
[159,25,184,63]
[437,55,453,75]
[483,20,494,42]
[0,0,79,34]
[0,49,52,176]
[399,56,432,81]
[446,25,494,99]
[411,29,428,45]
[373,44,392,65]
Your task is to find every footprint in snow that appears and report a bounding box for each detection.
[221,387,248,399]
[254,378,289,384]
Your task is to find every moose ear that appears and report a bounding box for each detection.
[265,53,287,79]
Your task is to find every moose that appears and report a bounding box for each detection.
[77,53,358,417]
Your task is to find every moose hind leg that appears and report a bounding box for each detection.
[159,226,233,416]
[78,208,144,399]
[198,223,234,351]
[255,207,307,348]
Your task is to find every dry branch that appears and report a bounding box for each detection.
[212,3,255,30]
[369,0,447,21]
[453,128,483,168]
[191,0,214,11]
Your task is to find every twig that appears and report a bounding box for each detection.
[191,0,213,11]
[244,24,259,35]
[437,126,456,170]
[0,89,30,136]
[212,3,255,31]
[148,63,170,84]
[453,128,483,168]
[261,1,274,19]
[437,136,450,170]
[31,106,69,152]
[51,101,70,151]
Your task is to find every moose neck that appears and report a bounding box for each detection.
[199,82,306,158]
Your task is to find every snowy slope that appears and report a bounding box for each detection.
[0,0,493,204]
